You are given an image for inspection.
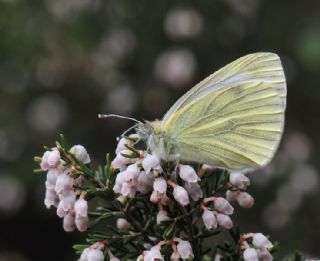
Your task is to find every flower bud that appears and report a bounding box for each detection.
[229,171,250,189]
[202,209,217,230]
[252,233,273,249]
[226,190,238,202]
[214,197,234,215]
[44,189,59,208]
[243,248,259,261]
[137,171,154,193]
[74,198,88,218]
[63,212,75,232]
[75,215,89,232]
[216,213,233,229]
[87,249,104,261]
[70,145,91,164]
[142,152,162,175]
[46,169,58,190]
[40,151,50,170]
[117,218,131,231]
[173,185,190,206]
[57,190,76,217]
[153,177,167,193]
[178,164,199,183]
[237,192,254,208]
[55,173,74,196]
[176,240,194,259]
[48,150,61,168]
[184,182,203,201]
[156,209,170,224]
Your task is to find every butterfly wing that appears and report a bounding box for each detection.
[161,53,286,171]
[162,52,286,125]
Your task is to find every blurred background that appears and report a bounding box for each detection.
[0,0,320,260]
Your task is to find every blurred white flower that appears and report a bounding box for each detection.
[74,198,88,218]
[257,247,273,261]
[116,137,133,154]
[155,49,196,87]
[164,8,203,39]
[153,177,167,194]
[75,214,89,232]
[111,150,136,171]
[87,249,105,261]
[237,192,254,208]
[47,150,61,168]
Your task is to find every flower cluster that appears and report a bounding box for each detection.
[35,134,282,260]
[40,145,90,232]
[137,238,194,261]
[240,233,274,261]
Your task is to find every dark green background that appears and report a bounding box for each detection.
[0,0,320,260]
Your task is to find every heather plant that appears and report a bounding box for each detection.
[34,133,304,261]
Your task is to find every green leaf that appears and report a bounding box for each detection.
[163,222,175,240]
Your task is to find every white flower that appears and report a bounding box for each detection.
[108,249,120,261]
[153,177,167,193]
[216,213,233,229]
[57,190,76,217]
[142,152,162,174]
[75,214,89,232]
[63,212,75,232]
[87,249,105,261]
[229,171,250,189]
[55,173,74,196]
[243,248,259,261]
[214,197,234,215]
[156,209,170,224]
[116,137,133,154]
[257,247,273,261]
[75,198,88,218]
[179,164,198,183]
[176,240,194,259]
[70,145,91,164]
[44,188,59,208]
[47,150,61,168]
[173,185,189,206]
[123,164,140,186]
[237,192,254,208]
[111,150,135,170]
[117,218,131,231]
[184,181,203,201]
[46,169,58,190]
[226,190,238,202]
[202,209,217,230]
[144,247,164,261]
[120,182,137,198]
[80,248,90,261]
[137,171,154,193]
[40,151,51,170]
[113,171,125,194]
[252,233,273,249]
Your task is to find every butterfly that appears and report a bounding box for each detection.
[137,52,287,172]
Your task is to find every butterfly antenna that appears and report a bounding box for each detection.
[98,114,143,124]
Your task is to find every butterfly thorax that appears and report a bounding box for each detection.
[136,120,178,162]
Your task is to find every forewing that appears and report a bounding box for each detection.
[162,52,286,127]
[163,80,285,171]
